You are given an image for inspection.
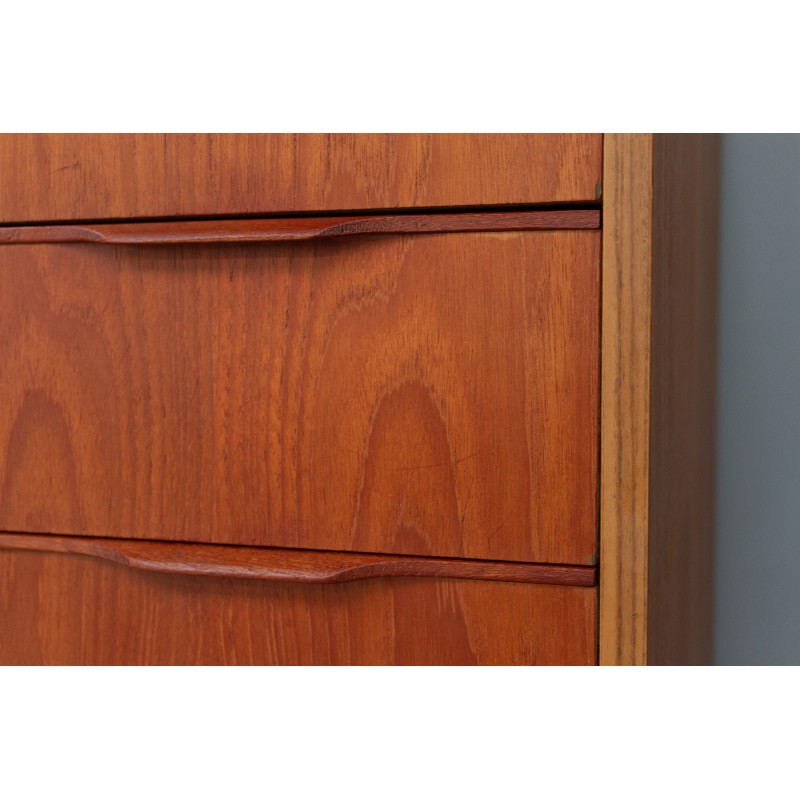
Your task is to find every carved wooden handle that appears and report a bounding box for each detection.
[0,532,597,586]
[0,210,599,245]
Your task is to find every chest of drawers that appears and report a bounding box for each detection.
[0,134,719,664]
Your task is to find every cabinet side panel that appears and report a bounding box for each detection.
[0,549,597,665]
[648,135,719,665]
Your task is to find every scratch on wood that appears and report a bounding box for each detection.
[395,451,480,471]
[50,161,81,175]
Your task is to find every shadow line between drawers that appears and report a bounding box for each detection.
[0,209,600,244]
[0,532,597,587]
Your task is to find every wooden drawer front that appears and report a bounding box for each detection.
[0,545,597,665]
[0,134,601,223]
[0,230,598,564]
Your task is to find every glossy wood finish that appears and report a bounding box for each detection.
[0,231,599,564]
[0,532,597,586]
[0,210,600,245]
[0,134,602,224]
[599,134,719,665]
[0,547,597,665]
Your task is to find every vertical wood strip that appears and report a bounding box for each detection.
[599,135,654,665]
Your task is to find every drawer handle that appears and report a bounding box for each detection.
[0,209,599,245]
[0,532,597,587]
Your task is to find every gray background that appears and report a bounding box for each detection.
[715,134,800,664]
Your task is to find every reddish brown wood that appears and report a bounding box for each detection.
[0,231,599,564]
[0,210,600,245]
[0,546,597,664]
[0,134,602,224]
[0,532,597,586]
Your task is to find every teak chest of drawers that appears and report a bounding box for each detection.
[0,134,719,665]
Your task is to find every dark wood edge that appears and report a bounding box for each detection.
[0,210,600,245]
[0,532,597,587]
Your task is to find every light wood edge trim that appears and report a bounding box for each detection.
[599,134,653,665]
[0,532,598,587]
[0,210,600,245]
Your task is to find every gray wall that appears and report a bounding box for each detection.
[715,134,800,664]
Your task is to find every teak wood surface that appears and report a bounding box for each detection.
[599,134,719,665]
[0,532,597,586]
[0,230,599,565]
[0,134,602,223]
[0,133,720,665]
[0,210,599,245]
[0,547,597,665]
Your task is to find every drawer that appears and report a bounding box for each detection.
[0,134,602,223]
[0,534,597,665]
[0,214,599,565]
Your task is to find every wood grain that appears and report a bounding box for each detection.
[0,547,597,665]
[0,134,602,224]
[0,231,599,564]
[599,135,653,665]
[0,210,600,245]
[0,532,597,586]
[599,134,719,664]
